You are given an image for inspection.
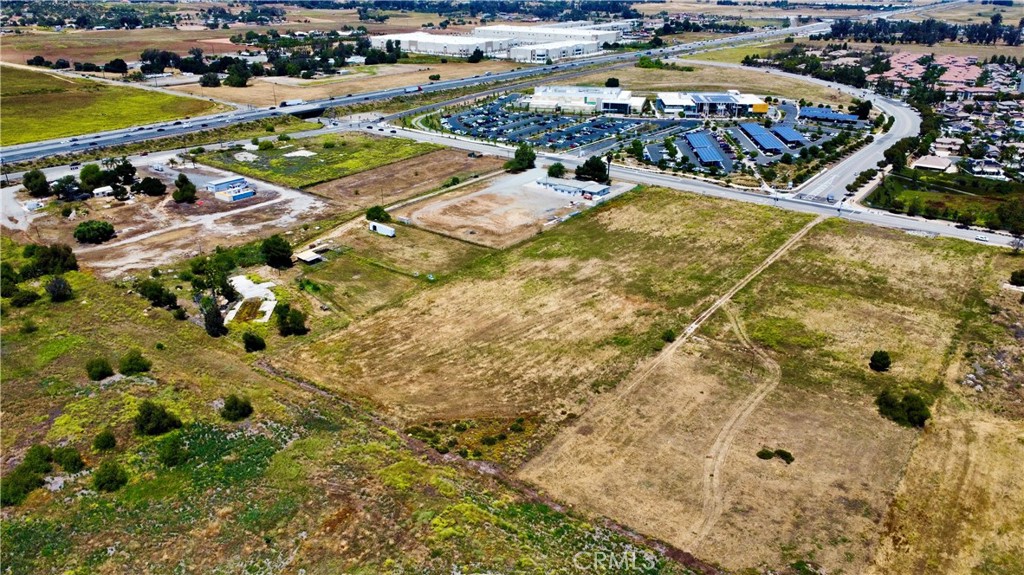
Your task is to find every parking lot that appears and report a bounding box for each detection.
[441,94,665,152]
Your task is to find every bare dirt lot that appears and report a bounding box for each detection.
[274,187,813,425]
[518,219,1015,573]
[9,157,327,277]
[397,167,594,248]
[169,60,523,107]
[307,148,505,214]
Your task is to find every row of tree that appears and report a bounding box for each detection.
[822,15,1023,46]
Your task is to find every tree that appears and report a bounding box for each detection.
[53,447,85,473]
[93,460,128,492]
[467,48,484,63]
[74,220,116,244]
[93,428,117,451]
[133,400,182,436]
[22,169,50,197]
[86,357,114,381]
[79,163,104,190]
[157,434,188,467]
[199,72,221,87]
[220,394,254,421]
[132,177,166,197]
[201,297,228,337]
[995,198,1024,251]
[1010,270,1024,287]
[45,275,74,302]
[575,156,610,183]
[547,162,566,178]
[876,389,930,427]
[605,77,620,88]
[52,175,79,201]
[869,350,891,372]
[113,159,136,185]
[223,62,251,87]
[119,348,152,376]
[275,302,308,336]
[504,143,536,172]
[366,205,391,223]
[173,173,197,204]
[136,279,177,308]
[261,235,293,269]
[243,332,266,352]
[103,58,128,74]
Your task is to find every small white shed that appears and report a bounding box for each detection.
[92,185,114,198]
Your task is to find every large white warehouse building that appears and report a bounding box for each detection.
[369,32,511,57]
[509,40,600,63]
[472,23,620,46]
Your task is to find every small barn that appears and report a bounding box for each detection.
[295,250,324,264]
[205,175,248,193]
[214,188,255,202]
[369,222,396,237]
[92,185,114,198]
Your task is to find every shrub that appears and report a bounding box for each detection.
[258,140,274,151]
[869,350,891,372]
[0,467,45,506]
[774,449,795,464]
[10,289,40,307]
[1010,269,1024,287]
[119,348,152,375]
[242,332,266,352]
[220,394,254,422]
[366,205,391,223]
[481,436,497,446]
[73,220,116,244]
[452,422,468,432]
[19,319,38,334]
[756,448,775,460]
[157,434,188,467]
[661,328,677,343]
[547,162,566,178]
[275,303,308,336]
[509,422,525,433]
[277,134,291,141]
[86,357,114,381]
[94,428,117,451]
[93,460,128,492]
[172,308,188,321]
[21,445,54,475]
[876,389,931,427]
[429,73,441,81]
[155,342,165,350]
[52,447,85,473]
[323,141,336,149]
[45,275,74,302]
[133,400,182,436]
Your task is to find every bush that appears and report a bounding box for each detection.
[119,348,152,375]
[277,134,291,141]
[94,428,117,451]
[774,449,795,464]
[1010,269,1024,287]
[172,307,188,320]
[19,319,38,334]
[133,400,182,436]
[0,467,45,506]
[869,350,891,372]
[481,436,497,446]
[52,447,85,473]
[92,460,128,492]
[258,140,274,151]
[661,329,677,343]
[157,434,188,467]
[547,162,566,178]
[876,389,931,427]
[756,448,775,460]
[9,289,40,307]
[73,220,116,244]
[220,394,254,422]
[366,205,391,223]
[21,445,54,475]
[45,275,74,302]
[86,357,115,381]
[275,303,308,336]
[242,332,266,352]
[605,77,619,87]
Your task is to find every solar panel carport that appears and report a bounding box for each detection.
[740,123,786,153]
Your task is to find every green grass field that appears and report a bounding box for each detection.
[197,133,440,188]
[0,65,222,146]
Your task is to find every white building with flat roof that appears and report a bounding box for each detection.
[527,85,641,114]
[510,40,600,63]
[369,32,511,57]
[473,23,620,46]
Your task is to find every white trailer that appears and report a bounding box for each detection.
[369,222,396,237]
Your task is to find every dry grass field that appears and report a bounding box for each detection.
[573,64,856,107]
[307,148,505,213]
[170,60,523,107]
[275,187,813,425]
[519,218,1022,573]
[698,37,1024,64]
[633,0,878,18]
[906,1,1024,24]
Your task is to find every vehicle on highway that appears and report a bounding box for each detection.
[976,235,989,242]
[280,99,305,107]
[404,86,423,93]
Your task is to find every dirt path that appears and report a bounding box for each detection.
[690,305,782,547]
[590,214,823,438]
